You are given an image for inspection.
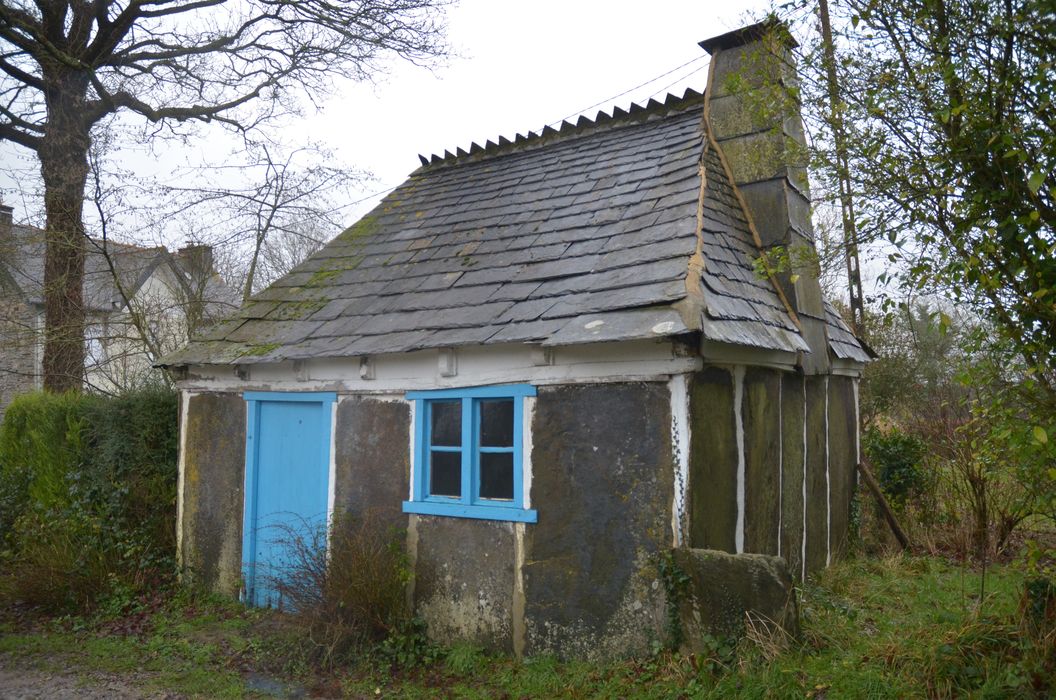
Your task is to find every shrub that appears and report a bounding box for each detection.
[863,427,928,509]
[0,388,179,613]
[264,510,412,670]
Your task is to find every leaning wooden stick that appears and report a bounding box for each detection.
[857,459,910,550]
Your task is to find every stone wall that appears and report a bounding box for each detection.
[687,367,738,552]
[413,517,518,652]
[827,376,858,560]
[178,370,859,656]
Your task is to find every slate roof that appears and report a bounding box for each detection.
[824,300,873,363]
[162,89,862,367]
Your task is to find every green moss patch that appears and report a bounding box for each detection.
[237,342,280,358]
[267,300,327,321]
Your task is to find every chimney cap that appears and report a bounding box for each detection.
[698,18,797,55]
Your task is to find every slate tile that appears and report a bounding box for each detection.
[311,315,371,338]
[426,325,507,347]
[488,281,542,301]
[340,330,437,356]
[239,301,280,319]
[488,319,566,343]
[653,203,698,226]
[353,301,513,336]
[512,255,599,282]
[541,281,684,319]
[383,283,503,312]
[496,298,558,323]
[379,270,464,295]
[454,265,526,287]
[225,319,321,345]
[563,237,609,257]
[597,238,695,271]
[193,318,247,341]
[531,256,688,298]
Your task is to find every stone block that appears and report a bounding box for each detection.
[414,516,516,652]
[524,382,672,659]
[333,396,410,532]
[738,180,813,250]
[180,392,246,596]
[707,41,797,100]
[670,547,799,647]
[827,376,858,560]
[797,315,832,376]
[708,88,790,140]
[804,377,828,574]
[715,130,789,186]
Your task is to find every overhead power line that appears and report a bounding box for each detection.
[543,53,709,130]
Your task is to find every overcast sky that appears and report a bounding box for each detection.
[310,0,765,211]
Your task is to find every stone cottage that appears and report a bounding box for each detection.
[161,21,869,659]
[0,205,237,414]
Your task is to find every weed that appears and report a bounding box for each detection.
[377,617,442,668]
[742,610,793,662]
[657,549,690,650]
[444,642,489,676]
[263,509,412,670]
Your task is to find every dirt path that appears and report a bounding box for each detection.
[0,655,175,699]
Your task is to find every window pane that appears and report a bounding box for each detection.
[479,452,513,500]
[480,399,514,447]
[430,401,461,446]
[430,450,461,497]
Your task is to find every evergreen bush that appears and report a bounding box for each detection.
[863,427,929,510]
[0,388,179,613]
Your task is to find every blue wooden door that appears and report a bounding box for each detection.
[242,392,335,608]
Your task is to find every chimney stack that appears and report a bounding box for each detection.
[700,20,830,373]
[177,243,214,283]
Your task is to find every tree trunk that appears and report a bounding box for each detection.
[39,74,92,393]
[970,474,989,561]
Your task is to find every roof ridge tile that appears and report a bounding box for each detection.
[421,88,705,171]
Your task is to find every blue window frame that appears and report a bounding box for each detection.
[402,384,537,523]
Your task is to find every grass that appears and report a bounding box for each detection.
[0,554,1049,698]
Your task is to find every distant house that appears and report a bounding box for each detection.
[0,205,238,414]
[162,22,869,659]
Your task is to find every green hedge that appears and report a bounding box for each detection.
[0,388,179,612]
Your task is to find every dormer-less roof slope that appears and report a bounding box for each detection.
[162,90,817,367]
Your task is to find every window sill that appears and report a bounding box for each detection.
[402,500,538,523]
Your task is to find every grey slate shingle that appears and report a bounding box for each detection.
[161,90,866,367]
